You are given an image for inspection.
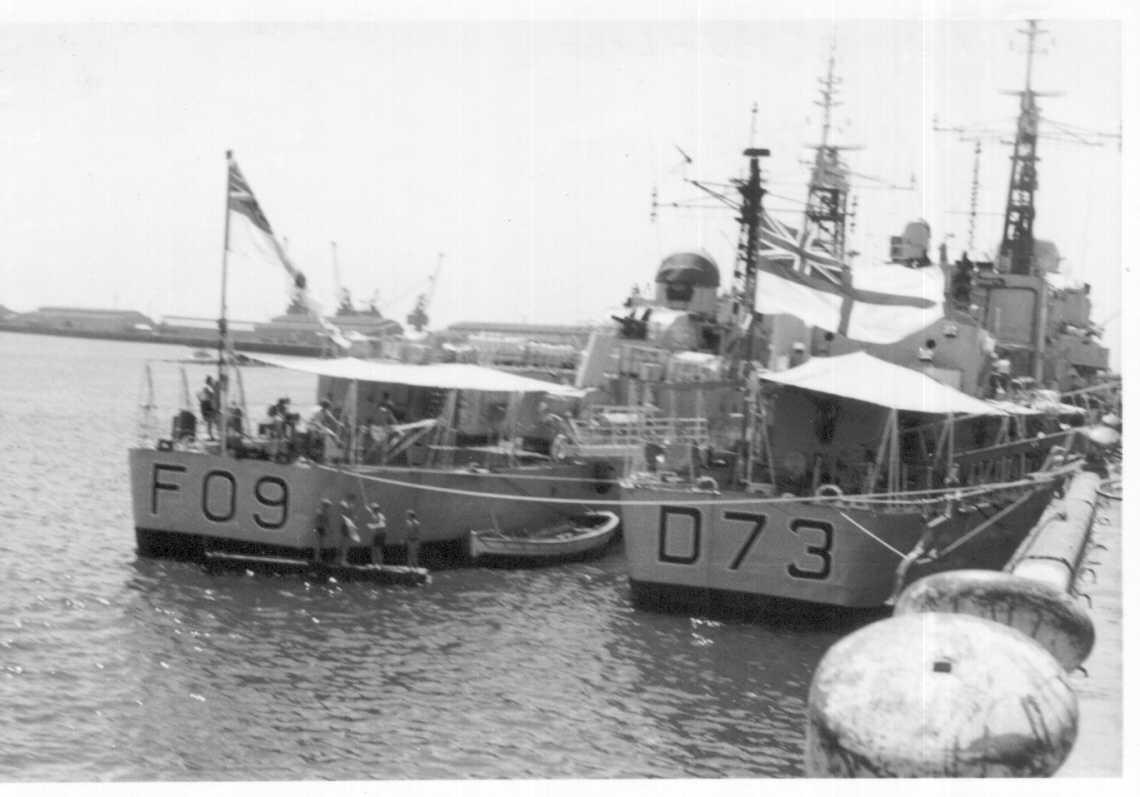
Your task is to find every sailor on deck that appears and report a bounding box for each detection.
[197,376,218,440]
[308,400,342,462]
[367,503,387,566]
[404,509,421,568]
[337,497,359,565]
[991,351,1012,396]
[365,393,399,461]
[312,498,333,564]
[789,342,807,368]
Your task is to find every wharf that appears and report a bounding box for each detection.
[1058,481,1123,777]
[0,324,325,357]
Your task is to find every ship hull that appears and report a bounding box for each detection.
[621,480,1059,611]
[129,448,612,563]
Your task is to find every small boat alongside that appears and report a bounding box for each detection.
[468,510,621,564]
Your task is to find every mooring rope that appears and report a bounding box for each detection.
[835,511,909,558]
[1096,479,1123,501]
[329,465,1045,509]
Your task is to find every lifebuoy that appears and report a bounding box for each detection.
[815,483,843,498]
[695,475,719,492]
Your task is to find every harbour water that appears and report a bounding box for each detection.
[0,331,848,780]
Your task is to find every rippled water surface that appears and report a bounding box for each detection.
[0,332,848,780]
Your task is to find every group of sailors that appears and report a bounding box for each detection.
[194,375,408,464]
[312,500,423,569]
[263,393,404,464]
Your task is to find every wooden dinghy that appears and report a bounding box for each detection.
[202,551,430,586]
[467,510,621,564]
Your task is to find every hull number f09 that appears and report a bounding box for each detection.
[151,463,290,530]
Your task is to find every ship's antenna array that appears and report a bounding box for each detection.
[936,20,1119,273]
[649,133,771,360]
[801,38,852,261]
[815,38,839,150]
[931,118,1008,252]
[965,139,982,251]
[999,19,1050,274]
[797,39,916,261]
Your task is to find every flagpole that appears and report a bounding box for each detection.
[218,150,233,456]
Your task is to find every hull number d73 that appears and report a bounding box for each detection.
[656,506,833,581]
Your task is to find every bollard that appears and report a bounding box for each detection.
[805,613,1078,777]
[893,570,1095,672]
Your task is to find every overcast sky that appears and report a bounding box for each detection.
[0,3,1128,364]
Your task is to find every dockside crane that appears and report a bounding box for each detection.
[406,252,444,333]
[330,240,355,315]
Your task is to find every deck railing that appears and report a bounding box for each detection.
[568,408,710,448]
[953,428,1076,486]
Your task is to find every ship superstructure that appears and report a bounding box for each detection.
[944,20,1111,391]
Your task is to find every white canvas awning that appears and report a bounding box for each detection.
[250,353,583,396]
[760,351,1005,416]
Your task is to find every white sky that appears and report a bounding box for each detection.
[0,1,1129,366]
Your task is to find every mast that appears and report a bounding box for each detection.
[218,150,233,456]
[998,20,1045,276]
[734,146,771,363]
[803,40,851,261]
[967,138,982,250]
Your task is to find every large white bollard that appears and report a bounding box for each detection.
[893,570,1095,672]
[805,613,1078,777]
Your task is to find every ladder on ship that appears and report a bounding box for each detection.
[743,392,777,493]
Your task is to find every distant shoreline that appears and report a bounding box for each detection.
[0,324,324,357]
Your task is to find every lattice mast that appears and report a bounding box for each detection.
[677,107,771,358]
[998,20,1045,275]
[802,41,852,261]
[733,146,770,337]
